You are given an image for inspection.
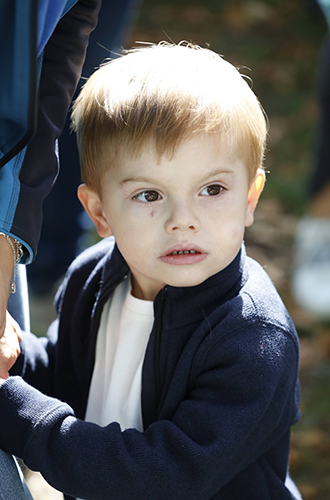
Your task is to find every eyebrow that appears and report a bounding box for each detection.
[119,176,157,186]
[202,168,237,180]
[120,168,236,186]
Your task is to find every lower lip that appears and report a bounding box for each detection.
[159,252,207,266]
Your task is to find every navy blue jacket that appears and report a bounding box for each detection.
[0,238,300,499]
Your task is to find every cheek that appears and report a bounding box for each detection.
[230,224,242,239]
[112,214,154,255]
[211,210,246,251]
[211,202,246,230]
[224,221,245,250]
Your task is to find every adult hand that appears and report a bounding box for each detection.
[0,237,15,339]
[0,311,22,383]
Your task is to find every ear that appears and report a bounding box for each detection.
[77,184,112,238]
[245,169,265,227]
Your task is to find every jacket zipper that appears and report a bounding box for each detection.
[154,288,166,410]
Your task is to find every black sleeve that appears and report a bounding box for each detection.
[7,0,102,262]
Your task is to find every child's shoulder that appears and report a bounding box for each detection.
[54,236,117,307]
[238,255,296,339]
[197,256,299,385]
[63,235,115,282]
[70,236,116,271]
[205,253,298,352]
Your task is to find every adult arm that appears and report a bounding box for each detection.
[0,239,14,338]
[0,312,21,381]
[0,0,101,264]
[0,325,300,500]
[0,0,101,337]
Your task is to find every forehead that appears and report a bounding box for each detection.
[103,135,249,186]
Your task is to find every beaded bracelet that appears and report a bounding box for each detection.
[0,232,23,294]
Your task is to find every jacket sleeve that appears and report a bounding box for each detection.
[0,324,300,500]
[0,0,101,263]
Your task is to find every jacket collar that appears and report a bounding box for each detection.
[99,237,247,322]
[155,245,247,326]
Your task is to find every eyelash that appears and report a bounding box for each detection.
[133,184,224,203]
[199,184,224,197]
[133,190,162,203]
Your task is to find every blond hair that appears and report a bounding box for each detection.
[72,42,267,192]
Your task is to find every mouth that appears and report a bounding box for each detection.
[160,244,207,265]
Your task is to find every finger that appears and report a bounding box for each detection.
[0,370,9,382]
[0,376,9,386]
[5,311,22,343]
[0,327,21,373]
[0,347,20,377]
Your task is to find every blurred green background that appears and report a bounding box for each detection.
[131,0,327,214]
[28,1,330,498]
[128,1,330,498]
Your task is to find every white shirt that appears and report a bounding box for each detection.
[84,277,154,431]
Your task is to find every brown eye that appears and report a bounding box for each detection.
[200,184,223,196]
[135,190,161,202]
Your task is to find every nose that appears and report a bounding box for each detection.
[164,199,201,234]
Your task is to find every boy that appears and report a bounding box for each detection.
[0,43,301,499]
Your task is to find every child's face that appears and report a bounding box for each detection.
[79,135,264,300]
